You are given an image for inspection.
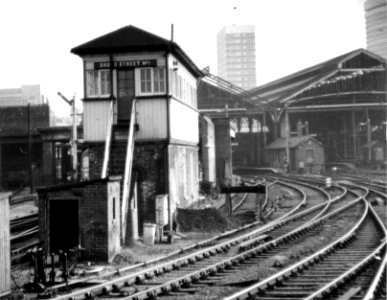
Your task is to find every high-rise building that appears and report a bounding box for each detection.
[217,25,257,89]
[0,85,43,107]
[364,0,387,60]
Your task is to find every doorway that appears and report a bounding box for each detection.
[49,199,79,252]
[117,70,135,122]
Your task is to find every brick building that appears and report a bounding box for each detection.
[37,179,121,262]
[0,104,51,189]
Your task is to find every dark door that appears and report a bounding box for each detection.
[117,70,135,122]
[50,200,79,252]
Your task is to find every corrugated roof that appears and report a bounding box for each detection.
[71,25,203,77]
[266,135,322,150]
[245,48,386,106]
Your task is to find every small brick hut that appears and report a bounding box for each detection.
[37,178,120,262]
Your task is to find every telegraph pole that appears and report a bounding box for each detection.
[27,104,34,192]
[57,92,78,181]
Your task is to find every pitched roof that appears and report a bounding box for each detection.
[266,135,322,150]
[245,48,386,107]
[71,25,202,77]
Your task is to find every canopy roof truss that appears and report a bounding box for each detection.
[246,49,387,112]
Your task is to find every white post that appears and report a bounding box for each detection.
[57,92,78,181]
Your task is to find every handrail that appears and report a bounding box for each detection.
[121,100,137,243]
[101,101,114,178]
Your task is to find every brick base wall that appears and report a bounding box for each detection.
[37,179,120,262]
[133,143,167,233]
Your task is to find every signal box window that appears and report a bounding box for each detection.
[86,70,111,97]
[139,68,166,94]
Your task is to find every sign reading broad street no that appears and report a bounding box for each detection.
[94,59,157,69]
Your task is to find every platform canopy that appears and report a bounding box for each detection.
[245,48,387,113]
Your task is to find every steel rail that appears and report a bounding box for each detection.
[120,192,365,300]
[11,226,38,241]
[224,196,368,300]
[265,175,344,224]
[363,199,387,300]
[262,179,277,212]
[303,195,387,300]
[43,177,338,299]
[364,243,387,300]
[46,181,327,300]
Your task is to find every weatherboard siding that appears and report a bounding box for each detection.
[0,193,11,298]
[84,101,111,142]
[136,99,168,140]
[169,99,199,143]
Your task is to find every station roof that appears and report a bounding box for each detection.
[197,70,263,117]
[245,48,387,112]
[266,135,323,150]
[71,25,203,78]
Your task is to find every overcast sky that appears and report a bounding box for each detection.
[0,0,366,116]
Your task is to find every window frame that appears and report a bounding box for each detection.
[138,67,166,95]
[86,69,111,98]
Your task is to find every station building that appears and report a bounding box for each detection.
[199,49,387,172]
[248,49,387,169]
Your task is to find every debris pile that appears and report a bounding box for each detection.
[176,208,233,232]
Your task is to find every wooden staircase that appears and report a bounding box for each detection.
[108,126,129,178]
[101,100,137,244]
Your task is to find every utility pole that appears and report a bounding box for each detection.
[58,92,78,181]
[27,104,34,192]
[366,110,372,164]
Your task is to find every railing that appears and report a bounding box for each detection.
[101,101,114,179]
[121,100,137,243]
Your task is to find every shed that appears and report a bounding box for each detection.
[266,135,325,174]
[0,192,11,298]
[37,179,121,262]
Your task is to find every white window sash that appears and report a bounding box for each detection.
[86,69,110,97]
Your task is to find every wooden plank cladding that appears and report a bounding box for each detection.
[0,193,11,298]
[136,99,168,140]
[84,100,111,141]
[170,99,199,144]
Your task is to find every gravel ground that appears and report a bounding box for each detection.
[191,203,363,292]
[373,204,387,226]
[9,183,313,293]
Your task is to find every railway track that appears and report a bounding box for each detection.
[10,213,39,264]
[225,193,386,300]
[18,173,385,299]
[225,213,385,299]
[34,179,354,300]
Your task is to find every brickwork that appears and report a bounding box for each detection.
[41,142,54,185]
[78,140,199,237]
[213,118,232,185]
[133,143,166,231]
[168,144,199,208]
[37,179,120,262]
[0,104,50,136]
[86,143,105,180]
